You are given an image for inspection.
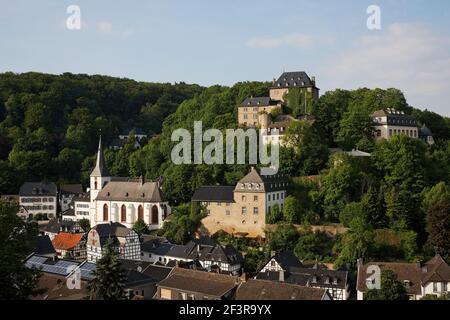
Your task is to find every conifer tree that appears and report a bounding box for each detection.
[88,239,127,300]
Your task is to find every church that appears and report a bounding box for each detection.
[88,137,171,230]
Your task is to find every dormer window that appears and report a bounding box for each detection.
[404,280,411,288]
[311,276,317,283]
[332,278,338,285]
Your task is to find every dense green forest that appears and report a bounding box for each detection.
[1,72,449,268]
[0,72,203,191]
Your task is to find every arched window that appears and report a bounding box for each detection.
[103,204,108,221]
[151,205,159,225]
[121,205,127,222]
[138,205,144,221]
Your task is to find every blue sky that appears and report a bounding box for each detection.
[1,0,449,115]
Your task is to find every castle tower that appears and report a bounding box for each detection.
[89,136,111,226]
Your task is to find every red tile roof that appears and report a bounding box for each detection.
[52,233,83,251]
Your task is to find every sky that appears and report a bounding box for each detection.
[0,0,449,116]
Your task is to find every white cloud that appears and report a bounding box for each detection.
[321,23,450,115]
[246,33,335,49]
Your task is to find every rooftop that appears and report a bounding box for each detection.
[52,232,84,251]
[271,71,316,89]
[19,182,57,197]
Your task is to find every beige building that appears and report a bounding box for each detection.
[371,108,419,141]
[238,97,281,127]
[192,167,288,238]
[269,71,319,102]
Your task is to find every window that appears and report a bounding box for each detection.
[138,205,144,221]
[121,205,127,222]
[242,207,247,215]
[389,129,393,136]
[268,195,271,201]
[242,195,246,201]
[443,282,448,292]
[103,204,108,221]
[226,210,230,216]
[253,207,258,215]
[254,195,258,201]
[152,205,159,224]
[433,282,438,292]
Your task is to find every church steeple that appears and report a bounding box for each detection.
[90,135,110,177]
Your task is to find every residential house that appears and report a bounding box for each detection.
[18,182,58,219]
[193,167,288,238]
[141,236,243,275]
[236,279,331,300]
[256,251,350,300]
[86,222,141,263]
[72,192,90,221]
[52,232,86,261]
[59,184,83,212]
[89,136,171,230]
[155,267,240,300]
[356,254,450,300]
[42,218,83,240]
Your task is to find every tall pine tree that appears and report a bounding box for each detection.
[88,239,127,300]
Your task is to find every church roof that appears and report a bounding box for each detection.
[96,181,164,202]
[90,136,110,177]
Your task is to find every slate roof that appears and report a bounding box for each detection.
[271,251,304,270]
[371,109,418,126]
[60,184,83,195]
[157,268,239,297]
[43,218,82,234]
[419,125,433,137]
[91,222,133,239]
[19,182,57,197]
[235,167,288,193]
[90,136,110,177]
[271,71,315,89]
[73,192,90,202]
[239,97,278,107]
[35,235,56,256]
[191,186,235,202]
[236,279,327,300]
[96,181,164,202]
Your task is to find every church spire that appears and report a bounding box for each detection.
[90,135,110,177]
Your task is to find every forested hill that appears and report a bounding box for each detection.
[0,72,203,192]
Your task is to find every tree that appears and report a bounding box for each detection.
[266,223,299,252]
[133,219,150,235]
[426,199,450,260]
[79,218,90,233]
[283,196,301,224]
[267,203,281,224]
[336,106,375,151]
[0,201,42,299]
[365,269,408,300]
[88,240,127,300]
[422,182,450,213]
[294,231,333,261]
[335,216,374,270]
[339,201,366,227]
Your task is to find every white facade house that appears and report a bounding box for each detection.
[88,137,171,230]
[356,255,450,300]
[256,251,350,300]
[86,222,141,263]
[18,182,58,219]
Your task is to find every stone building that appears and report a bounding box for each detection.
[192,167,288,238]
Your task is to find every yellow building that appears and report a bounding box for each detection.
[192,168,288,238]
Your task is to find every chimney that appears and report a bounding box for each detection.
[416,260,422,270]
[311,76,316,85]
[357,258,363,271]
[175,260,180,268]
[139,175,145,185]
[197,244,200,252]
[279,270,285,282]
